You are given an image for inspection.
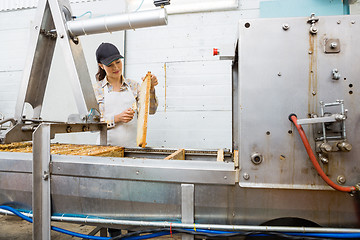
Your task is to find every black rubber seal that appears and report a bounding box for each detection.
[288,113,297,122]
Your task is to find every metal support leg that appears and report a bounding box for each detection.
[181,184,194,240]
[33,124,51,240]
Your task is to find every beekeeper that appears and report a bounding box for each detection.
[93,42,158,146]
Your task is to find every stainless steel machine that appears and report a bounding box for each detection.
[1,0,360,239]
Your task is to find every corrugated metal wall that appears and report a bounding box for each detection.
[0,0,99,11]
[0,9,34,120]
[0,0,37,11]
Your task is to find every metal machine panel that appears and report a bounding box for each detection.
[237,14,360,189]
[1,153,358,227]
[52,154,236,185]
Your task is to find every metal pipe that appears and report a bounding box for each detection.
[316,136,343,141]
[324,102,342,107]
[1,209,360,233]
[67,8,168,37]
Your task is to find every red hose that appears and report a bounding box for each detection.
[290,115,356,193]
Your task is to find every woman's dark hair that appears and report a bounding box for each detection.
[96,66,106,81]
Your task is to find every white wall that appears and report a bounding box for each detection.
[0,9,35,120]
[350,1,360,14]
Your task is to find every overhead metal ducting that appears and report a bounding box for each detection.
[66,8,168,37]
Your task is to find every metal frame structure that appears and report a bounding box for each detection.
[14,0,97,122]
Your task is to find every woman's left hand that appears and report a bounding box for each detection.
[150,74,158,90]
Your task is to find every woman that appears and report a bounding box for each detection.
[94,42,158,147]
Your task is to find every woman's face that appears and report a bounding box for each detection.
[100,59,123,79]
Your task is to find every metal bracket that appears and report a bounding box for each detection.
[319,100,347,142]
[325,39,340,53]
[0,121,107,144]
[154,0,170,7]
[307,13,319,34]
[296,114,345,125]
[332,68,341,80]
[296,100,351,156]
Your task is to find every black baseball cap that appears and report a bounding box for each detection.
[96,43,123,66]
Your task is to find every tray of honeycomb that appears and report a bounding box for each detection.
[0,142,124,157]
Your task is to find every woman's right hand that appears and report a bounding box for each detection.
[115,108,135,123]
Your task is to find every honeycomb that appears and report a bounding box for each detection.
[0,142,124,157]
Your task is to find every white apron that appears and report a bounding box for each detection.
[103,84,137,147]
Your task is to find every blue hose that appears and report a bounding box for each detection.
[0,206,110,240]
[75,11,92,19]
[135,0,145,12]
[2,205,360,239]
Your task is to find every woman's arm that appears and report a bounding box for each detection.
[127,76,158,114]
[149,88,158,115]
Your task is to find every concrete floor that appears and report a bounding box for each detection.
[0,214,180,240]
